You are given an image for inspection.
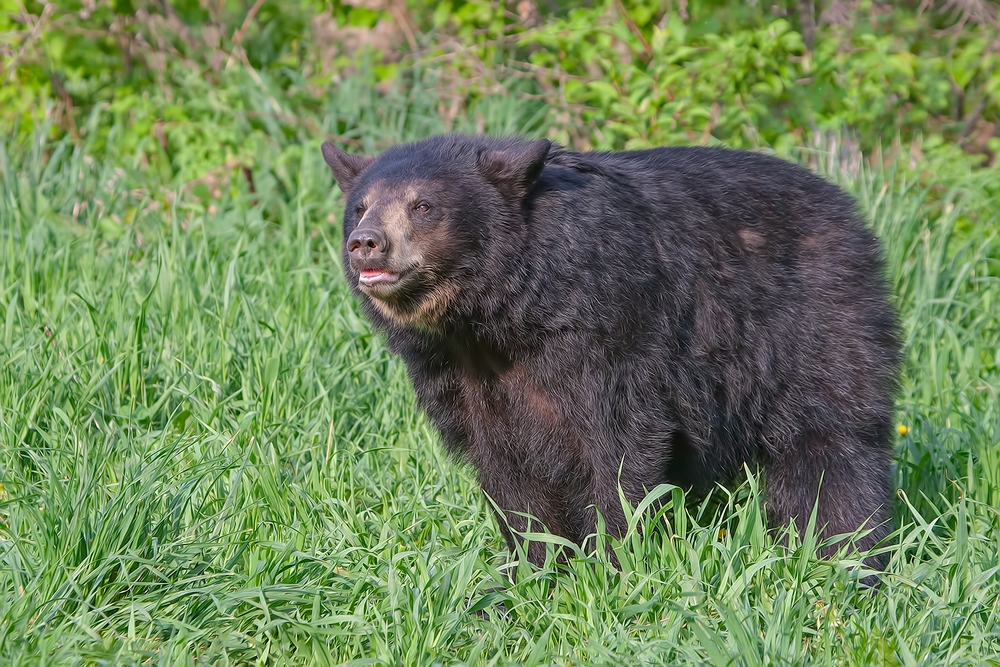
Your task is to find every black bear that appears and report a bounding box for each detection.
[322,134,901,574]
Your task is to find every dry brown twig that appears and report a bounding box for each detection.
[225,0,267,70]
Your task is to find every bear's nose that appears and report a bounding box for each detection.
[347,227,388,260]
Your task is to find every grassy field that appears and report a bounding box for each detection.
[1,90,999,664]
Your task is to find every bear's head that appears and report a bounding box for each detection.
[322,135,551,330]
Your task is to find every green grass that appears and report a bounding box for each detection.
[1,94,999,665]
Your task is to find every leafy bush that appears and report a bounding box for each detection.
[3,0,999,190]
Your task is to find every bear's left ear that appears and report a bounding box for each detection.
[322,142,376,196]
[477,138,551,200]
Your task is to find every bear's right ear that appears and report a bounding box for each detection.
[322,142,376,196]
[477,138,551,200]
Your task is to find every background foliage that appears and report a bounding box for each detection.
[2,0,1000,664]
[3,0,1000,186]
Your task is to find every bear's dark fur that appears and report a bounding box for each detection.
[322,134,901,573]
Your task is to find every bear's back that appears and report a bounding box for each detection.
[546,146,864,239]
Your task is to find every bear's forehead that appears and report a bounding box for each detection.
[366,151,463,182]
[358,176,453,202]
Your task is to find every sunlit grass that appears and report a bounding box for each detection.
[1,94,998,664]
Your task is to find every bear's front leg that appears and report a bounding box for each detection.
[474,448,593,567]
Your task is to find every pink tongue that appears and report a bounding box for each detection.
[360,270,383,278]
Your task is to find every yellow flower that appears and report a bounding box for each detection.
[898,424,908,436]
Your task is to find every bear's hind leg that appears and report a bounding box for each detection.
[764,426,894,574]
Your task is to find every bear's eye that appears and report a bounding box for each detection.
[414,202,431,213]
[355,204,366,216]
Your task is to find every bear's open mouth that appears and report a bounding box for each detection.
[359,269,399,286]
[357,268,415,301]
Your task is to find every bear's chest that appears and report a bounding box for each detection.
[453,362,586,460]
[451,364,596,489]
[457,362,558,431]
